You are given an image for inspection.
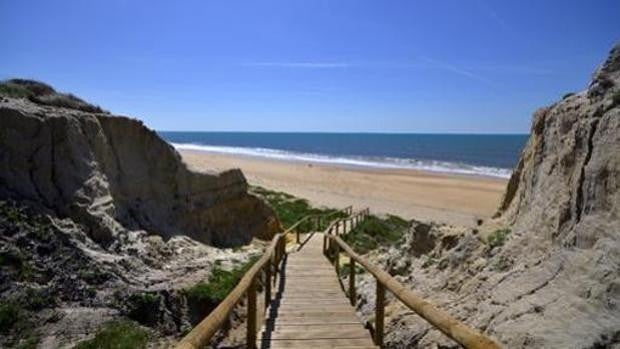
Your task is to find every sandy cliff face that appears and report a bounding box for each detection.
[0,95,277,247]
[349,44,620,349]
[0,81,279,347]
[497,44,620,249]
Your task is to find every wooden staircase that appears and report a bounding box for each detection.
[176,207,501,349]
[258,233,377,349]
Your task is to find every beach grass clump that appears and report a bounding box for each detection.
[339,261,365,277]
[250,185,348,231]
[342,214,410,254]
[0,302,21,333]
[562,92,575,100]
[74,320,149,349]
[487,228,511,248]
[0,79,107,113]
[184,256,258,304]
[612,90,620,107]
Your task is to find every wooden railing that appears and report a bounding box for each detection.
[288,205,353,244]
[175,206,353,349]
[324,210,502,349]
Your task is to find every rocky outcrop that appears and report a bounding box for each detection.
[0,83,278,247]
[347,44,620,349]
[497,44,620,249]
[0,80,279,347]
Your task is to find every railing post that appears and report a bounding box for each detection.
[334,243,340,275]
[323,233,329,255]
[349,257,356,305]
[246,277,257,349]
[264,266,271,309]
[375,280,385,347]
[272,250,278,286]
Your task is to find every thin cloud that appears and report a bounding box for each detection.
[242,62,350,68]
[419,56,493,84]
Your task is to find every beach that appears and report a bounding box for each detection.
[179,150,508,227]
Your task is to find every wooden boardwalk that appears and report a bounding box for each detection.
[258,233,377,349]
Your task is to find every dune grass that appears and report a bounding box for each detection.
[184,256,259,304]
[341,214,410,254]
[0,79,107,113]
[487,228,511,248]
[74,320,148,349]
[250,185,348,231]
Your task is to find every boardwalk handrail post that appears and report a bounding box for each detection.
[246,276,257,349]
[349,256,356,305]
[375,280,385,347]
[334,242,340,275]
[264,265,271,309]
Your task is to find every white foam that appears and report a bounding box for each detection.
[171,143,513,179]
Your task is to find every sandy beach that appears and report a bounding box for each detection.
[179,150,508,227]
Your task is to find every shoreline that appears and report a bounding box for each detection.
[170,143,514,179]
[179,149,508,227]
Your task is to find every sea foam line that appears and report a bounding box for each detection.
[171,143,512,179]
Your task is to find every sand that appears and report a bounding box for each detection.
[179,150,508,227]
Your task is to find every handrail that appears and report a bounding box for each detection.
[325,212,502,349]
[284,205,353,243]
[175,205,354,349]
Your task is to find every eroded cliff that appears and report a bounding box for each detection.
[0,80,279,347]
[348,44,620,349]
[0,82,278,247]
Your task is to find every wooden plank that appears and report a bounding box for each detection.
[264,338,376,348]
[259,328,370,340]
[267,323,364,332]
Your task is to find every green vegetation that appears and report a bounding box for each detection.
[0,302,20,333]
[487,228,511,248]
[341,214,410,254]
[21,288,52,310]
[421,256,437,269]
[129,292,159,307]
[0,79,107,113]
[0,302,38,347]
[612,90,620,107]
[562,92,575,100]
[74,320,149,349]
[14,335,40,349]
[250,185,348,231]
[184,256,259,304]
[339,262,365,277]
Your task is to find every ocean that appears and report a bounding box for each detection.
[158,132,528,179]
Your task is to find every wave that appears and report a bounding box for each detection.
[170,143,512,179]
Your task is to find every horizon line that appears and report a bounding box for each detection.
[156,130,530,136]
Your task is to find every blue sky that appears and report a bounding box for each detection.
[1,1,618,133]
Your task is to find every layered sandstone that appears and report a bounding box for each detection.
[0,85,278,247]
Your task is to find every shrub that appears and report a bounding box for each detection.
[487,229,511,248]
[184,256,258,304]
[0,79,107,113]
[339,262,365,277]
[612,90,620,107]
[14,334,40,349]
[0,302,20,333]
[74,320,148,349]
[341,214,410,254]
[562,92,575,100]
[250,186,347,231]
[421,256,437,269]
